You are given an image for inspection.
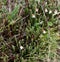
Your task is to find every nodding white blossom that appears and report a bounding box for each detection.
[43,30,46,34]
[32,14,36,18]
[49,10,52,14]
[45,8,48,13]
[20,46,24,50]
[36,8,38,12]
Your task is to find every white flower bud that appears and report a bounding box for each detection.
[32,14,36,18]
[53,10,58,16]
[43,30,46,34]
[36,8,38,12]
[20,46,24,50]
[49,10,52,14]
[45,2,47,5]
[54,10,58,14]
[45,8,48,13]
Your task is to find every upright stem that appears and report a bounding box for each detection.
[7,0,11,12]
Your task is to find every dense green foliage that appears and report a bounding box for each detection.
[0,0,60,62]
